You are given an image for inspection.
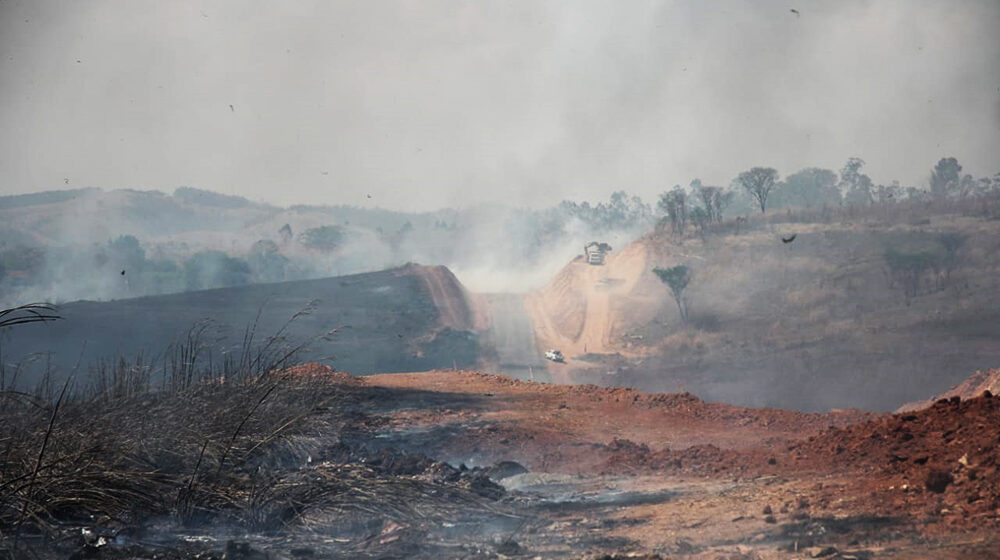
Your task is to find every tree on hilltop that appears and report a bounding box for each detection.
[736,167,779,214]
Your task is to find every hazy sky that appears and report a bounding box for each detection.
[1,1,998,211]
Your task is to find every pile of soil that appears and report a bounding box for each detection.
[281,362,361,384]
[787,392,1000,529]
[899,368,1000,411]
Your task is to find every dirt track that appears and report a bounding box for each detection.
[479,294,549,382]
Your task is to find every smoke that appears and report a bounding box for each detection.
[0,1,997,212]
[0,187,655,304]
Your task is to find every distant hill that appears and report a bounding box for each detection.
[0,188,101,210]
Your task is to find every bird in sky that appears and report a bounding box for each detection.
[782,234,797,244]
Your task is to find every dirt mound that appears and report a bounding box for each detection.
[898,368,1000,412]
[398,263,476,331]
[782,392,1000,529]
[3,265,485,389]
[792,391,999,474]
[281,363,362,384]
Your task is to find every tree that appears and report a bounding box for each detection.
[562,192,653,231]
[690,207,710,239]
[930,157,962,199]
[107,235,147,272]
[278,223,293,244]
[690,179,731,223]
[657,186,688,235]
[840,157,873,206]
[736,167,779,214]
[653,265,691,322]
[775,168,840,209]
[937,233,968,283]
[299,225,345,252]
[873,181,903,205]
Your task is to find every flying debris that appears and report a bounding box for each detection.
[367,194,373,199]
[781,234,797,244]
[789,8,800,16]
[121,270,126,276]
[229,104,234,112]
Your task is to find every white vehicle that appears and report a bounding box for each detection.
[544,349,565,363]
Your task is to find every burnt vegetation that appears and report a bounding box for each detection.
[0,354,514,559]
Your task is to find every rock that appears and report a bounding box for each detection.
[762,505,773,515]
[764,515,777,524]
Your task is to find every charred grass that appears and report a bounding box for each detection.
[0,361,516,559]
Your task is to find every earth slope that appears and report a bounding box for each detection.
[527,214,1000,412]
[1,264,480,390]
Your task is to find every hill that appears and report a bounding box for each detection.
[0,264,480,391]
[528,202,1000,411]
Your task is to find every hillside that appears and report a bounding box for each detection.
[0,264,480,391]
[529,205,1000,411]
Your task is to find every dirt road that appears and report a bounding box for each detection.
[360,369,1000,558]
[480,294,550,382]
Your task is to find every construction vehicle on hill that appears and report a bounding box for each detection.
[584,242,611,265]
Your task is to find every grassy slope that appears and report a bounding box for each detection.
[570,202,1000,412]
